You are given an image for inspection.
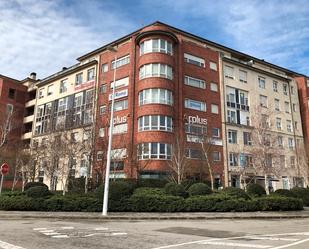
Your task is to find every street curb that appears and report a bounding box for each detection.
[1,214,309,220]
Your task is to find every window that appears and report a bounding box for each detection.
[212,128,220,138]
[209,61,217,71]
[266,154,273,167]
[273,81,278,92]
[278,136,283,147]
[75,73,83,85]
[100,84,107,93]
[212,151,221,161]
[258,77,266,89]
[113,99,128,111]
[239,70,247,83]
[211,104,219,114]
[6,104,13,114]
[138,115,173,132]
[276,118,282,130]
[283,83,288,95]
[261,115,270,129]
[112,55,130,69]
[228,130,237,144]
[184,75,206,89]
[259,95,268,107]
[87,68,95,81]
[285,102,290,113]
[97,151,103,161]
[227,110,236,123]
[294,121,298,130]
[185,123,207,135]
[224,65,234,79]
[102,63,108,72]
[243,132,252,145]
[184,53,205,67]
[99,105,106,115]
[280,155,286,168]
[291,86,295,94]
[287,120,292,132]
[112,123,127,134]
[140,39,173,55]
[47,84,53,96]
[39,88,44,99]
[60,79,68,93]
[111,77,129,89]
[184,98,206,111]
[99,128,104,137]
[229,153,238,166]
[139,89,173,106]
[138,143,171,160]
[139,63,173,80]
[275,99,280,111]
[293,104,297,112]
[288,138,294,149]
[290,156,295,167]
[185,148,203,159]
[210,82,218,92]
[8,88,15,99]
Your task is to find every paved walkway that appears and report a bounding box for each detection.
[1,208,309,220]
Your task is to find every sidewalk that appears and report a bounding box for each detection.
[1,208,309,220]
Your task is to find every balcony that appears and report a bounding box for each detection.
[21,132,32,140]
[25,99,36,107]
[23,115,34,124]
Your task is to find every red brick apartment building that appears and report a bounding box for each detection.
[0,75,27,148]
[84,24,224,185]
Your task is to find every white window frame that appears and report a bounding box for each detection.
[239,70,247,83]
[139,89,173,106]
[184,53,205,67]
[111,55,130,69]
[184,98,206,112]
[209,61,217,71]
[139,63,173,80]
[138,115,173,132]
[184,75,206,89]
[211,104,219,114]
[258,76,266,89]
[138,143,172,160]
[140,39,173,55]
[210,82,218,92]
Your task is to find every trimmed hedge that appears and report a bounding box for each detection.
[221,187,250,200]
[25,186,52,198]
[137,179,168,188]
[188,183,212,196]
[95,181,135,201]
[257,196,303,211]
[133,187,165,196]
[24,182,49,191]
[274,189,297,198]
[290,187,309,206]
[164,183,187,197]
[246,184,266,197]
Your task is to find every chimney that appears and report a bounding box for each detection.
[30,72,36,80]
[62,67,67,71]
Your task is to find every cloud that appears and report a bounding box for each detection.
[0,0,135,80]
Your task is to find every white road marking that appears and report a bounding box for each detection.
[32,228,47,231]
[111,232,127,236]
[245,236,298,242]
[0,240,26,249]
[151,231,309,249]
[94,227,108,231]
[270,238,309,249]
[83,233,100,237]
[201,241,271,248]
[61,227,74,230]
[39,230,54,233]
[42,232,60,236]
[51,235,69,238]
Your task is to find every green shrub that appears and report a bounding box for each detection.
[215,199,258,212]
[185,194,230,212]
[246,184,266,197]
[164,183,187,197]
[256,196,303,211]
[221,187,250,200]
[25,186,52,198]
[274,189,297,198]
[133,187,165,196]
[137,179,168,188]
[129,193,184,212]
[188,183,212,196]
[290,187,309,206]
[24,182,49,191]
[1,191,24,197]
[0,196,36,211]
[95,181,135,201]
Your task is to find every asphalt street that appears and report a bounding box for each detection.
[1,218,309,249]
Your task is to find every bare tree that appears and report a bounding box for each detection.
[245,106,284,194]
[167,136,189,184]
[0,106,15,149]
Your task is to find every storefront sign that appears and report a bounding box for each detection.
[187,115,207,125]
[113,115,127,125]
[74,80,95,91]
[109,89,128,101]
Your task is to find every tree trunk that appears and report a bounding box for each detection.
[206,158,214,190]
[265,174,269,195]
[85,175,88,194]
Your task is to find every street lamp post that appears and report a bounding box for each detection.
[102,46,117,216]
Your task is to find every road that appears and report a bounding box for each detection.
[1,218,309,249]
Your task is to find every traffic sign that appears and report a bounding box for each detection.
[0,163,9,175]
